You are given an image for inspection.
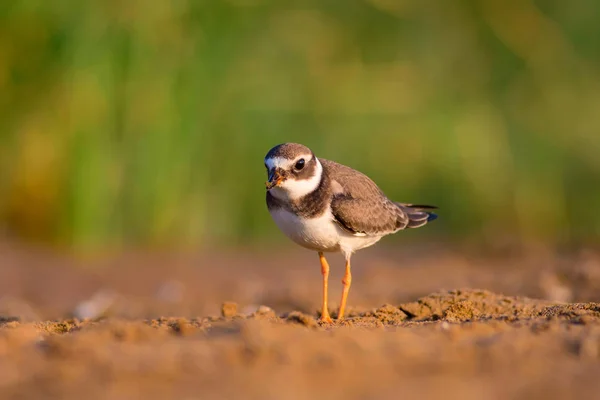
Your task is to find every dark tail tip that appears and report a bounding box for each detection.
[396,203,439,228]
[408,204,438,222]
[427,212,438,222]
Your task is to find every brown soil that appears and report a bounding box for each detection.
[1,240,600,399]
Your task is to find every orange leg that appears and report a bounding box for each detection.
[318,252,333,323]
[337,258,352,320]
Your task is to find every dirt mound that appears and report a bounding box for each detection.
[1,289,600,400]
[398,289,554,322]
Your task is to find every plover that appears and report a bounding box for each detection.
[264,143,437,323]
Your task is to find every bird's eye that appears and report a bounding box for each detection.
[294,158,305,170]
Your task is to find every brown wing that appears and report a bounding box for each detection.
[320,159,409,236]
[331,194,411,236]
[320,159,438,236]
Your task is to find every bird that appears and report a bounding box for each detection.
[264,143,438,323]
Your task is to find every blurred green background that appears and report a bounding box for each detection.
[1,0,599,251]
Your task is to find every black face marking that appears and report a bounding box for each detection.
[291,156,317,181]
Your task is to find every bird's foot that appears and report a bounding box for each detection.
[319,313,333,323]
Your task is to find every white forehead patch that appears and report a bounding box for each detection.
[268,157,323,201]
[264,154,312,170]
[265,157,288,170]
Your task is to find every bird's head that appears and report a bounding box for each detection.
[264,143,323,201]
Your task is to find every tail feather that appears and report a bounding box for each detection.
[396,203,438,229]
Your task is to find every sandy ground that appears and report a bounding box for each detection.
[1,239,600,399]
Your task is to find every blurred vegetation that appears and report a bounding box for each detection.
[1,0,599,251]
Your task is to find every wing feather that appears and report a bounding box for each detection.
[320,159,437,236]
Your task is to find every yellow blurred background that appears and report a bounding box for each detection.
[1,0,599,252]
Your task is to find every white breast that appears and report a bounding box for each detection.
[269,208,339,251]
[269,207,384,256]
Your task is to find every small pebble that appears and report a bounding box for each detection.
[170,318,193,336]
[285,311,318,328]
[221,302,238,317]
[255,305,276,318]
[257,305,274,314]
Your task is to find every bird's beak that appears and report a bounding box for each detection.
[266,168,285,190]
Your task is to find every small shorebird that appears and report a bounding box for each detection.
[264,143,438,323]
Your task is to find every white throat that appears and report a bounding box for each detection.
[268,157,323,201]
